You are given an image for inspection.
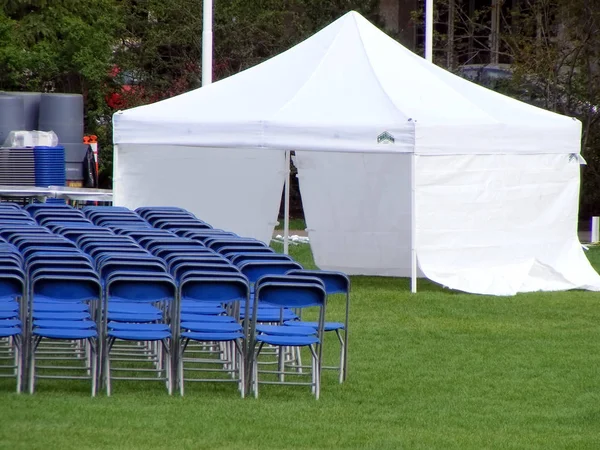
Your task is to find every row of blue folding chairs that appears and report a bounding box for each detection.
[132,206,350,396]
[0,203,26,391]
[0,203,350,398]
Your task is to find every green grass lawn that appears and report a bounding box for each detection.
[2,244,600,449]
[274,218,306,231]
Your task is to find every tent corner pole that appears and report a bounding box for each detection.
[202,0,213,86]
[283,150,291,255]
[112,144,119,206]
[411,152,417,293]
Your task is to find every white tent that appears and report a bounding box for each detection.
[112,11,600,296]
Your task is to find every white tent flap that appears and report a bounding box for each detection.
[113,145,285,244]
[415,153,600,295]
[296,151,416,276]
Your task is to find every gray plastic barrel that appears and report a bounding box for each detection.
[0,95,25,145]
[0,91,41,130]
[38,93,84,144]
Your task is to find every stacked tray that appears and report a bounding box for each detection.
[34,146,66,187]
[0,147,36,186]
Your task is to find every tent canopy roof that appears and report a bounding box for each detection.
[114,11,580,154]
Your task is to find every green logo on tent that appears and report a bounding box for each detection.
[377,131,395,144]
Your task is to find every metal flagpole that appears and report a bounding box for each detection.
[202,0,213,86]
[425,0,433,62]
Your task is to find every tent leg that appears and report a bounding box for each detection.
[284,150,291,255]
[112,144,119,206]
[411,153,417,293]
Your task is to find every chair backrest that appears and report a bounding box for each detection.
[173,262,239,281]
[239,261,304,284]
[32,274,100,302]
[181,229,236,239]
[229,253,293,266]
[180,274,249,304]
[286,269,350,295]
[207,239,267,251]
[0,273,25,297]
[254,275,326,309]
[145,239,201,252]
[99,260,167,280]
[106,273,176,303]
[154,247,213,260]
[166,254,228,271]
[220,246,275,256]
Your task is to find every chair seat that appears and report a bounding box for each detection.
[181,322,242,333]
[108,330,171,341]
[108,322,170,332]
[34,320,96,329]
[284,321,345,332]
[0,295,17,303]
[181,298,223,306]
[181,331,243,342]
[0,319,21,328]
[256,334,319,346]
[0,301,18,311]
[107,302,161,314]
[34,294,96,303]
[179,313,236,323]
[33,328,97,340]
[32,311,91,321]
[0,326,20,337]
[181,305,226,315]
[0,311,18,320]
[107,312,162,323]
[257,324,316,336]
[33,303,89,313]
[241,309,298,322]
[240,300,280,309]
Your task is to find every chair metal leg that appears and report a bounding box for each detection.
[235,340,245,398]
[105,345,112,396]
[178,350,184,396]
[90,338,97,397]
[15,336,22,394]
[309,344,320,399]
[336,329,345,383]
[28,344,35,395]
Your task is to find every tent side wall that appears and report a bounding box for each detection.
[295,151,415,276]
[113,145,286,244]
[414,152,600,295]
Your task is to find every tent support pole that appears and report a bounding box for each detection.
[112,144,119,206]
[202,0,213,86]
[411,153,417,293]
[425,0,433,62]
[283,150,291,255]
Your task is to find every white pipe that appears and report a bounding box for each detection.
[410,153,417,293]
[283,151,291,255]
[202,0,213,86]
[592,216,600,243]
[425,0,434,62]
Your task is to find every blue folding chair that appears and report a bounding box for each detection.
[285,269,351,383]
[0,268,25,393]
[27,273,101,396]
[176,273,249,397]
[249,275,327,399]
[102,272,177,395]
